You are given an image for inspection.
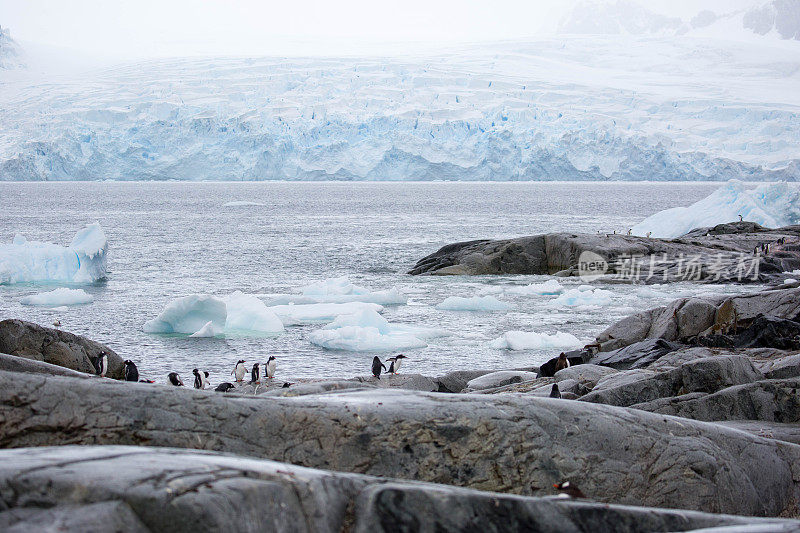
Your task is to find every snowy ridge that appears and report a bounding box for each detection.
[0,26,23,70]
[0,34,799,181]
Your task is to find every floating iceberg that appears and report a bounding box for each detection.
[20,288,94,306]
[145,292,284,336]
[489,330,583,351]
[268,302,384,325]
[267,277,407,306]
[506,279,564,296]
[0,223,108,284]
[436,295,513,312]
[632,181,800,239]
[308,309,447,352]
[549,288,614,307]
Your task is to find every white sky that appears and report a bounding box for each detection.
[1,0,760,58]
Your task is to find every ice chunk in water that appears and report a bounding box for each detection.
[20,288,94,306]
[490,330,583,351]
[436,295,513,312]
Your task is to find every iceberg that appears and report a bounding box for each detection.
[308,309,447,352]
[145,292,284,336]
[20,287,94,306]
[489,331,583,351]
[506,279,564,296]
[268,302,385,325]
[632,181,800,239]
[0,223,108,284]
[436,295,513,312]
[267,277,407,306]
[549,288,614,307]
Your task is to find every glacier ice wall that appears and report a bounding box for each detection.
[1,36,799,181]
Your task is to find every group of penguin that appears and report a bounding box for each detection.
[371,354,407,379]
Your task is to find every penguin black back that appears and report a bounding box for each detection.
[168,372,184,386]
[193,368,203,389]
[549,383,561,398]
[371,356,387,379]
[123,360,139,382]
[215,382,235,392]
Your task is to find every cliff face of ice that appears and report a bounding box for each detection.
[0,26,23,70]
[1,9,799,181]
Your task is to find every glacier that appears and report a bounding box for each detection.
[632,180,800,238]
[144,292,284,336]
[0,223,108,284]
[1,26,799,181]
[308,309,448,352]
[489,330,583,351]
[20,287,94,306]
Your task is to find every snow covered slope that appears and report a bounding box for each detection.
[0,17,798,180]
[0,26,23,70]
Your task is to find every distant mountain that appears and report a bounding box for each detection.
[558,0,685,35]
[743,0,800,40]
[0,26,24,69]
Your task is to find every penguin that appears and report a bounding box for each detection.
[215,382,235,392]
[52,319,61,328]
[167,372,184,386]
[93,352,109,377]
[738,214,743,222]
[193,368,210,389]
[553,481,586,499]
[372,356,387,379]
[386,354,408,374]
[626,229,631,236]
[646,231,652,238]
[549,383,561,399]
[250,362,261,384]
[554,353,570,373]
[282,382,292,388]
[266,356,276,379]
[231,360,247,382]
[123,360,139,382]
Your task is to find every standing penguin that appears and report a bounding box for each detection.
[193,368,210,389]
[167,372,184,386]
[386,354,408,375]
[93,352,109,377]
[372,356,387,379]
[549,383,561,398]
[554,353,570,373]
[265,356,276,379]
[250,362,262,384]
[231,360,247,382]
[553,481,586,499]
[123,360,139,382]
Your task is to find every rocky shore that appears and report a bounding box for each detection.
[409,222,800,281]
[1,283,799,530]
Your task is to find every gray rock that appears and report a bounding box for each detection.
[350,373,438,392]
[716,421,800,446]
[434,369,496,393]
[646,347,716,371]
[1,369,799,516]
[464,371,538,391]
[632,378,800,423]
[554,364,618,388]
[1,446,797,533]
[0,319,123,378]
[0,352,91,379]
[759,353,800,379]
[591,338,681,369]
[590,369,658,393]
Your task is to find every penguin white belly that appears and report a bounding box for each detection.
[100,356,108,377]
[267,360,276,378]
[393,359,402,373]
[235,365,246,381]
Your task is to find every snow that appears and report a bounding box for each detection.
[266,277,407,306]
[632,181,800,238]
[20,288,93,306]
[507,279,564,296]
[436,295,513,312]
[0,223,108,284]
[2,29,799,182]
[268,302,384,326]
[308,309,447,352]
[0,26,24,70]
[549,288,614,307]
[145,292,283,336]
[489,330,583,351]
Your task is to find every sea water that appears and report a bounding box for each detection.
[0,181,758,383]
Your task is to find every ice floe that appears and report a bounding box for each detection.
[20,288,94,306]
[506,279,565,296]
[632,181,800,238]
[436,295,513,312]
[489,330,583,351]
[548,288,614,307]
[0,223,108,284]
[268,302,384,326]
[266,277,407,306]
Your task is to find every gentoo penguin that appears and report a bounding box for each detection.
[549,383,561,398]
[554,353,570,373]
[250,362,261,384]
[553,481,586,499]
[193,368,210,389]
[646,231,652,238]
[282,382,292,388]
[52,319,61,328]
[123,360,139,382]
[231,360,247,382]
[372,356,387,379]
[167,372,184,386]
[215,382,235,392]
[93,352,109,377]
[386,354,408,374]
[265,356,276,379]
[738,214,743,222]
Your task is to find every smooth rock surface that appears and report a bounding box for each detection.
[554,364,618,388]
[464,371,538,391]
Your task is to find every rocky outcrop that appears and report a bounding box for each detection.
[0,319,123,378]
[1,369,799,516]
[2,446,797,533]
[463,370,538,391]
[0,352,90,379]
[409,224,800,280]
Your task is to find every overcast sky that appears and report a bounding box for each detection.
[1,0,759,58]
